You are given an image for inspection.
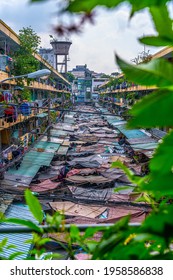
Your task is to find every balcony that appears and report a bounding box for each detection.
[0,105,48,131]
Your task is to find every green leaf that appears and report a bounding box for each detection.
[128,90,173,127]
[0,212,4,219]
[66,0,169,14]
[140,36,173,47]
[149,5,173,38]
[139,5,173,46]
[25,189,43,223]
[141,131,173,195]
[0,238,8,247]
[37,238,52,246]
[67,0,123,13]
[114,186,133,192]
[116,55,173,87]
[3,218,43,233]
[144,173,173,196]
[6,245,17,250]
[84,226,106,239]
[8,252,24,260]
[129,0,169,16]
[43,253,62,260]
[111,161,145,186]
[150,131,173,174]
[141,205,173,236]
[70,225,80,240]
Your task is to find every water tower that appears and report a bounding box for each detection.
[50,37,72,74]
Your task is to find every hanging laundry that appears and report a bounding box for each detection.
[3,90,12,103]
[0,92,5,102]
[19,102,31,116]
[4,105,15,122]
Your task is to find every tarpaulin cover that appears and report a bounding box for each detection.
[30,179,61,192]
[49,201,107,218]
[66,168,96,177]
[36,169,61,181]
[68,186,130,202]
[65,175,113,184]
[103,207,147,223]
[67,155,108,168]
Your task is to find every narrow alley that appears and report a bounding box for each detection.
[0,102,158,259]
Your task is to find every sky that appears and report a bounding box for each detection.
[0,0,162,75]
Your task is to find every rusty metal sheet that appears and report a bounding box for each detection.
[56,146,69,155]
[65,175,113,184]
[30,179,61,192]
[62,140,70,146]
[2,173,34,186]
[68,186,112,201]
[68,155,108,168]
[108,155,131,163]
[127,137,156,145]
[48,230,102,244]
[103,207,147,223]
[49,201,107,218]
[0,193,15,214]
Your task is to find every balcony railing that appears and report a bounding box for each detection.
[0,103,48,130]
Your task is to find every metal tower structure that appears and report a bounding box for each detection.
[50,38,72,74]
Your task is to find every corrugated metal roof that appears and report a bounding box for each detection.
[5,138,59,184]
[130,142,158,151]
[117,125,147,139]
[0,193,15,214]
[7,163,40,178]
[33,141,60,153]
[50,129,68,136]
[56,146,69,155]
[23,150,54,166]
[41,136,64,144]
[0,203,39,260]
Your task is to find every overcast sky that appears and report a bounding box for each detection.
[0,0,162,74]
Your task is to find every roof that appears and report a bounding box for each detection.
[0,193,15,214]
[130,142,158,151]
[49,201,107,219]
[22,150,54,166]
[117,125,147,139]
[7,163,40,180]
[33,141,60,153]
[0,203,38,260]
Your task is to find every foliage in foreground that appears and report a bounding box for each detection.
[0,0,172,259]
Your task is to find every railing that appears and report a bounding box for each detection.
[0,103,48,130]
